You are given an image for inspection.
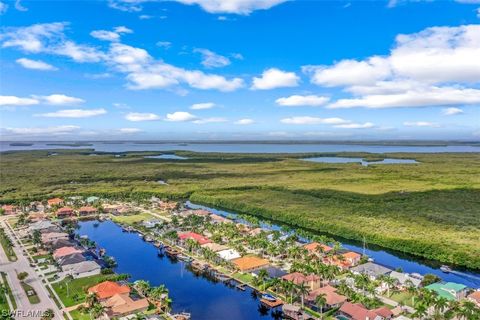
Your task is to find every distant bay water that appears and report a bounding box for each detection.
[1,141,480,153]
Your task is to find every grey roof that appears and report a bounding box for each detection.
[58,253,86,266]
[252,266,288,278]
[29,220,55,231]
[64,261,101,274]
[389,271,422,287]
[49,239,76,250]
[351,262,392,278]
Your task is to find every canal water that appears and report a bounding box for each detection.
[77,220,281,320]
[186,202,480,289]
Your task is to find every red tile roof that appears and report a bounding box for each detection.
[303,242,332,253]
[282,272,320,285]
[373,306,394,318]
[178,232,211,245]
[57,207,74,215]
[339,302,381,320]
[88,281,131,299]
[79,206,97,213]
[48,198,63,206]
[53,246,83,259]
[307,285,347,306]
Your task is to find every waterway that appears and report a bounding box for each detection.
[186,202,480,289]
[302,157,418,166]
[77,220,281,320]
[2,141,480,153]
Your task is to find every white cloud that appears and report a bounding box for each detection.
[194,48,230,68]
[91,30,120,42]
[15,0,27,11]
[251,68,300,90]
[4,125,79,135]
[119,127,142,133]
[139,14,153,19]
[403,121,440,128]
[442,107,464,116]
[125,112,160,121]
[1,22,66,53]
[35,94,85,105]
[193,117,227,124]
[16,58,57,71]
[36,108,106,118]
[156,41,172,49]
[327,86,480,109]
[275,94,330,107]
[334,122,375,129]
[172,0,288,14]
[0,1,8,14]
[0,95,39,106]
[84,72,112,79]
[190,102,215,110]
[165,111,197,122]
[281,116,350,125]
[114,26,133,34]
[56,41,105,62]
[234,118,254,125]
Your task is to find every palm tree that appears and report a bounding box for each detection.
[457,300,479,320]
[315,293,327,319]
[133,313,146,320]
[296,282,309,308]
[412,303,428,320]
[134,280,151,297]
[257,269,269,291]
[433,296,449,314]
[85,293,98,307]
[91,303,105,319]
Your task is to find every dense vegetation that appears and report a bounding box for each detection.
[1,149,479,269]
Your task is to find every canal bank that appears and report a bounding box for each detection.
[76,220,282,320]
[185,202,480,289]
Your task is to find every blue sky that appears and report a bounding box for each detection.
[0,0,479,140]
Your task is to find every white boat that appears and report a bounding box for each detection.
[440,265,452,273]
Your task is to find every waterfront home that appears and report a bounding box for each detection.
[178,231,212,245]
[56,207,75,218]
[217,248,241,261]
[209,213,233,224]
[29,201,45,212]
[41,232,69,244]
[29,220,55,232]
[57,253,86,266]
[142,219,162,229]
[282,304,315,320]
[342,251,362,266]
[467,291,480,307]
[350,262,392,280]
[232,255,270,272]
[282,272,322,291]
[303,242,332,256]
[191,209,211,217]
[252,266,287,279]
[78,206,98,216]
[425,282,468,301]
[47,198,64,207]
[200,242,229,252]
[86,196,100,203]
[53,246,83,259]
[61,260,101,278]
[103,293,149,317]
[156,200,178,211]
[89,281,131,300]
[388,271,422,288]
[338,302,393,320]
[28,212,47,222]
[103,204,130,215]
[49,238,76,251]
[248,227,266,236]
[306,285,346,311]
[1,204,18,215]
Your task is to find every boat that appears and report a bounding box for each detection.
[178,254,193,263]
[164,246,180,257]
[190,261,207,272]
[441,265,452,273]
[145,236,154,242]
[261,293,277,302]
[236,283,246,291]
[172,312,191,320]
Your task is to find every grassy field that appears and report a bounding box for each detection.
[1,150,479,269]
[111,212,155,224]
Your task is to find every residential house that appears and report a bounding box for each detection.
[467,291,480,307]
[57,253,86,266]
[248,227,265,236]
[191,209,211,217]
[86,196,100,204]
[342,251,362,267]
[350,262,392,280]
[252,266,287,279]
[232,256,269,272]
[1,205,18,215]
[306,285,347,311]
[56,207,74,218]
[78,206,98,216]
[209,214,233,224]
[178,232,211,245]
[29,220,55,232]
[88,281,131,300]
[53,246,83,259]
[200,242,229,252]
[388,271,422,288]
[49,239,76,251]
[217,249,241,261]
[425,282,468,301]
[157,200,178,211]
[282,272,322,291]
[142,220,162,229]
[303,242,332,256]
[103,293,149,317]
[338,302,392,320]
[41,232,69,244]
[62,261,101,278]
[28,212,47,222]
[47,198,64,207]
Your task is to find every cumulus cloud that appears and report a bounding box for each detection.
[36,108,107,118]
[275,95,330,107]
[193,117,227,124]
[281,116,350,125]
[16,58,57,71]
[0,1,8,14]
[442,107,464,115]
[334,122,375,129]
[169,0,288,14]
[306,25,480,109]
[251,68,300,90]
[403,121,440,128]
[234,118,254,125]
[91,26,132,42]
[194,48,231,68]
[0,95,39,106]
[156,41,172,49]
[4,125,80,135]
[35,94,85,105]
[165,111,197,122]
[190,102,215,110]
[125,112,161,121]
[119,127,142,133]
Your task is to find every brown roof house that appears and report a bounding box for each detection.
[306,285,347,311]
[282,272,322,291]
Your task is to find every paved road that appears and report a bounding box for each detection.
[0,218,64,320]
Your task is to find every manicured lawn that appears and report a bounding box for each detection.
[20,282,40,304]
[232,272,254,284]
[390,291,415,307]
[1,272,17,310]
[69,309,92,320]
[112,212,154,225]
[0,235,17,262]
[51,274,117,307]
